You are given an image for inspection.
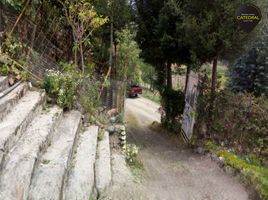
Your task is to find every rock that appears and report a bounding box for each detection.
[107,108,119,117]
[28,82,33,88]
[224,166,236,176]
[120,126,126,131]
[8,77,14,86]
[110,117,116,124]
[122,145,127,151]
[120,135,126,141]
[218,157,225,167]
[211,153,219,162]
[120,131,126,136]
[15,74,21,81]
[107,126,115,133]
[196,147,205,154]
[47,96,54,104]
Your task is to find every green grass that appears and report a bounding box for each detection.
[205,141,268,200]
[141,88,161,104]
[128,157,144,183]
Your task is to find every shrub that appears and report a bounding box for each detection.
[160,88,185,130]
[195,78,268,165]
[43,69,79,110]
[79,76,100,115]
[0,63,9,76]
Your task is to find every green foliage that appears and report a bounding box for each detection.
[124,144,139,165]
[141,88,161,104]
[116,27,142,83]
[43,62,102,113]
[0,63,9,76]
[88,196,96,200]
[160,89,185,130]
[180,0,260,65]
[217,150,268,200]
[230,36,268,97]
[79,77,101,115]
[196,75,268,165]
[204,141,268,199]
[43,66,79,110]
[1,0,22,10]
[2,34,26,60]
[56,74,78,109]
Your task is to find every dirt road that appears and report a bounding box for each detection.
[125,96,253,200]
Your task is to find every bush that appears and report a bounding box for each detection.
[195,80,268,165]
[79,76,101,115]
[160,88,185,130]
[43,69,79,110]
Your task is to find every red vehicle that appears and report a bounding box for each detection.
[127,84,143,97]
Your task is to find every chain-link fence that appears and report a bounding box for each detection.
[0,4,126,113]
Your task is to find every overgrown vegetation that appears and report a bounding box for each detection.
[230,35,268,97]
[140,88,161,104]
[196,75,268,166]
[43,63,101,113]
[124,144,144,178]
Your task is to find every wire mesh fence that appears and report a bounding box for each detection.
[0,4,126,113]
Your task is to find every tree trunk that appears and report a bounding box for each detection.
[184,65,191,94]
[79,40,84,73]
[167,62,172,90]
[109,21,114,78]
[211,56,218,102]
[27,2,42,59]
[208,56,218,134]
[114,42,117,79]
[10,0,31,35]
[73,33,78,67]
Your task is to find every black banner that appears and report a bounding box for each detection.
[236,4,262,32]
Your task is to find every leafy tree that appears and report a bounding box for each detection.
[134,0,190,127]
[230,36,268,97]
[180,0,259,99]
[116,27,142,83]
[92,0,131,78]
[1,0,23,11]
[59,0,108,73]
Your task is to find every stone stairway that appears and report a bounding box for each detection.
[0,77,112,200]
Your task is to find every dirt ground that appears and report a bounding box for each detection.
[124,96,254,200]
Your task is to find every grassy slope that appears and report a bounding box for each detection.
[206,141,268,200]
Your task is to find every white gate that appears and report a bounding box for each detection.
[181,72,199,142]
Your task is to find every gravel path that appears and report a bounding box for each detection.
[125,96,252,200]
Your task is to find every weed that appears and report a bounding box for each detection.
[41,159,50,165]
[98,128,105,141]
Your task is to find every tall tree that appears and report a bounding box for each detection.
[180,0,261,101]
[230,36,268,97]
[59,0,108,72]
[92,0,131,78]
[135,0,190,126]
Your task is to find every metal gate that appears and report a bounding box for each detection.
[181,72,200,142]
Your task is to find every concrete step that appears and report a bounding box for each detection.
[0,76,8,92]
[63,126,99,200]
[0,106,62,200]
[0,82,28,121]
[0,91,45,167]
[95,131,112,195]
[28,110,81,200]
